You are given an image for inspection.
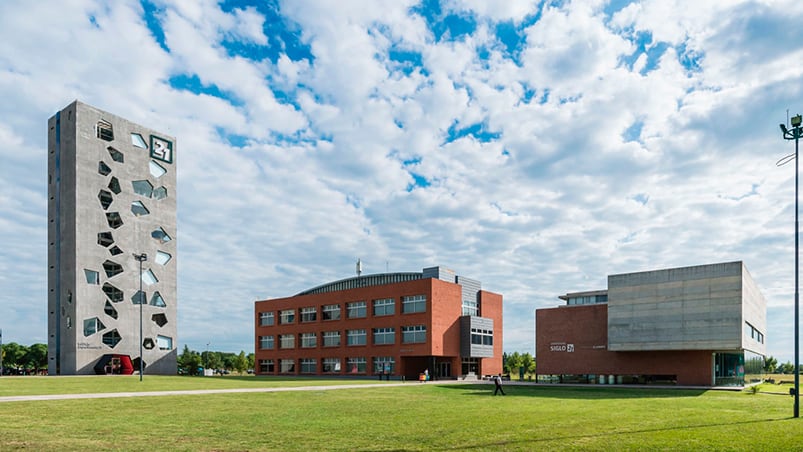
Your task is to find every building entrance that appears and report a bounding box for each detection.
[714,352,744,386]
[439,362,451,378]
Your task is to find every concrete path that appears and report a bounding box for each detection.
[0,381,438,403]
[0,380,744,403]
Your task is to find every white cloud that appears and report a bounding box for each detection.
[0,0,802,364]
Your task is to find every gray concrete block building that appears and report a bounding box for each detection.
[48,101,177,375]
[537,262,767,386]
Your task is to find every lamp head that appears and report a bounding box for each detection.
[782,123,789,134]
[792,114,802,127]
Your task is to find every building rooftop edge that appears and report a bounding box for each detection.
[558,289,608,301]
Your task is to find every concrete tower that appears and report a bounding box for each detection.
[47,101,177,375]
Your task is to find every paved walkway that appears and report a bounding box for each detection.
[0,380,746,403]
[0,381,434,403]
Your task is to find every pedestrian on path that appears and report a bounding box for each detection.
[493,374,505,396]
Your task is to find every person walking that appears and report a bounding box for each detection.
[493,374,505,396]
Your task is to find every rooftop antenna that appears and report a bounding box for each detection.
[356,258,362,277]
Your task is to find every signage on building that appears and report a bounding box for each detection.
[150,135,173,163]
[549,342,574,352]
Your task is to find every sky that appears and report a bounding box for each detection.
[1,0,803,363]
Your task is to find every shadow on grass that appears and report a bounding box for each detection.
[444,417,789,451]
[177,375,395,384]
[439,384,707,399]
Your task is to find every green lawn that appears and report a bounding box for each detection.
[0,374,386,396]
[0,377,801,451]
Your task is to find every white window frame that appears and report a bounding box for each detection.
[347,301,367,318]
[373,298,395,316]
[347,357,366,373]
[279,334,295,349]
[347,329,367,346]
[259,311,274,326]
[259,335,274,350]
[402,295,426,313]
[300,358,316,373]
[322,331,341,347]
[373,327,395,345]
[402,325,426,343]
[322,358,340,373]
[322,304,341,321]
[300,332,317,348]
[300,307,317,322]
[280,309,295,324]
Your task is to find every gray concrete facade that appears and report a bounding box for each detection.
[460,315,494,358]
[47,101,177,375]
[607,261,766,355]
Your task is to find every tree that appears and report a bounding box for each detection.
[781,361,795,374]
[24,344,48,372]
[234,351,248,374]
[177,345,202,375]
[520,353,536,376]
[764,355,778,373]
[504,352,522,376]
[204,351,223,370]
[2,342,27,371]
[246,353,255,372]
[222,352,237,371]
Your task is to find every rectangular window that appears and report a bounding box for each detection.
[373,298,395,316]
[259,359,274,373]
[323,331,341,347]
[745,322,764,344]
[84,269,100,285]
[301,332,317,348]
[471,328,493,346]
[373,327,395,345]
[323,358,341,373]
[300,358,316,374]
[300,307,317,322]
[347,357,366,373]
[279,334,295,349]
[96,120,114,141]
[322,304,341,321]
[259,335,274,350]
[156,335,172,350]
[347,301,367,318]
[83,318,101,337]
[347,329,367,346]
[462,300,478,316]
[373,356,395,374]
[280,309,295,324]
[259,311,274,326]
[402,325,426,343]
[280,359,295,373]
[402,295,426,313]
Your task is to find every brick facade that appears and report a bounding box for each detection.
[536,304,713,385]
[255,274,503,380]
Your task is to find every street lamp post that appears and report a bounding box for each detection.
[780,114,802,418]
[134,253,148,382]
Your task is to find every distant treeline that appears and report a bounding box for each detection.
[0,342,254,375]
[1,342,48,374]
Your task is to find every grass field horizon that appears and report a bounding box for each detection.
[1,376,801,451]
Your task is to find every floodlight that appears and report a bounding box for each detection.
[792,114,802,127]
[782,124,789,134]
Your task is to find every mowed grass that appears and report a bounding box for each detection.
[1,378,801,451]
[0,374,384,396]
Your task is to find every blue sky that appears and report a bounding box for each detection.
[2,0,803,363]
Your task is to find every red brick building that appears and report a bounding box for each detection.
[536,303,716,385]
[536,262,767,386]
[254,266,503,380]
